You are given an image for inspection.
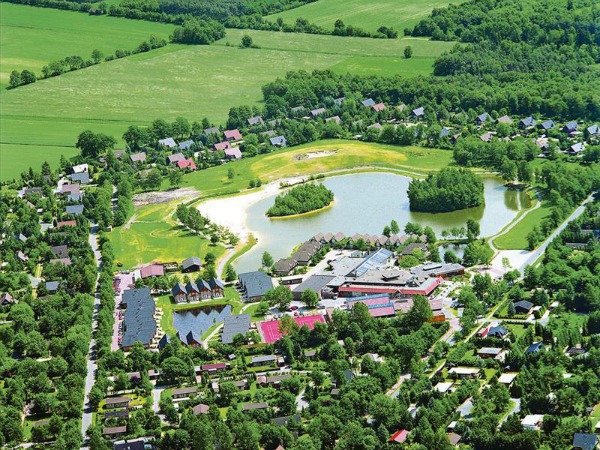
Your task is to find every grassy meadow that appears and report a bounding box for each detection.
[0,5,454,181]
[268,0,465,33]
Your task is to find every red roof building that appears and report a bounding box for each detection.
[224,129,242,141]
[214,141,231,151]
[388,429,409,443]
[224,148,242,160]
[56,220,77,229]
[201,362,227,372]
[139,264,164,279]
[373,103,386,112]
[176,159,197,170]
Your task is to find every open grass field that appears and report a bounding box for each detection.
[493,204,552,250]
[0,8,454,180]
[176,140,454,197]
[267,0,465,33]
[0,3,174,89]
[109,200,225,269]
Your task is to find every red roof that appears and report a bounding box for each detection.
[389,430,409,443]
[202,362,227,371]
[61,184,80,194]
[56,220,76,228]
[176,159,196,170]
[339,285,398,294]
[373,102,386,112]
[398,277,442,296]
[224,148,242,159]
[214,141,231,151]
[224,129,242,141]
[140,264,164,278]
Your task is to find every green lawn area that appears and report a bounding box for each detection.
[109,200,225,269]
[1,9,454,180]
[0,3,174,89]
[177,140,454,197]
[267,0,466,33]
[505,323,529,340]
[493,204,551,250]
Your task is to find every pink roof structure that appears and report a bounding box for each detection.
[214,141,231,151]
[224,129,242,141]
[389,430,409,443]
[373,103,385,112]
[259,315,325,344]
[224,148,242,160]
[139,264,164,279]
[176,159,196,170]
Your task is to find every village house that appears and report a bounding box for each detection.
[172,386,197,399]
[221,314,251,344]
[224,129,242,141]
[250,354,277,367]
[182,256,202,273]
[373,102,385,112]
[362,98,375,107]
[159,137,177,148]
[448,367,481,379]
[176,159,196,171]
[572,433,599,450]
[192,404,210,415]
[242,402,268,411]
[514,300,533,314]
[201,362,228,373]
[103,426,127,439]
[204,127,220,136]
[497,115,513,124]
[477,347,503,359]
[178,140,195,151]
[270,136,287,147]
[238,271,273,302]
[519,116,535,129]
[498,372,518,388]
[139,264,164,279]
[104,396,131,409]
[224,148,242,160]
[247,116,264,126]
[521,414,544,430]
[130,152,146,164]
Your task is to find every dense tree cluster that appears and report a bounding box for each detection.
[266,183,334,217]
[407,168,484,212]
[170,18,225,44]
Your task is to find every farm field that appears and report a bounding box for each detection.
[268,0,465,33]
[175,140,455,197]
[0,3,175,89]
[0,11,454,180]
[109,200,225,269]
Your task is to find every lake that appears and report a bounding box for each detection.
[234,172,530,273]
[172,304,232,338]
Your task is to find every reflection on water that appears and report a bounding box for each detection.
[235,173,530,273]
[172,304,231,337]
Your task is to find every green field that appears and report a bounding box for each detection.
[493,205,551,250]
[0,3,175,89]
[0,6,454,181]
[174,140,454,197]
[109,200,225,269]
[268,0,465,33]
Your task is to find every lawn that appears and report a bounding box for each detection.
[493,204,552,250]
[177,140,454,197]
[267,0,466,33]
[109,200,225,269]
[0,3,174,89]
[1,14,453,180]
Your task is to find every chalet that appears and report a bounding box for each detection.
[250,354,277,367]
[273,258,298,276]
[498,373,517,387]
[388,430,409,444]
[311,107,326,117]
[182,256,202,273]
[514,300,533,314]
[539,119,555,130]
[411,107,424,118]
[197,280,212,299]
[158,335,171,351]
[270,136,287,147]
[238,271,273,302]
[103,426,127,438]
[192,404,210,415]
[139,264,164,279]
[325,116,341,124]
[176,159,196,171]
[290,106,307,115]
[103,410,129,419]
[521,414,544,430]
[201,362,228,373]
[178,140,195,150]
[448,367,480,379]
[45,281,60,294]
[0,292,15,305]
[242,402,268,411]
[272,415,300,427]
[480,132,494,142]
[362,98,375,107]
[497,115,513,124]
[586,124,600,138]
[221,314,250,344]
[50,245,68,259]
[166,152,185,165]
[333,97,345,106]
[373,102,385,112]
[224,148,242,160]
[525,342,545,354]
[451,133,461,144]
[477,347,502,359]
[104,396,131,409]
[488,324,509,338]
[570,142,585,155]
[565,346,587,357]
[72,163,88,174]
[224,129,242,141]
[130,152,146,164]
[475,112,491,125]
[247,116,264,126]
[562,121,578,133]
[203,127,220,136]
[214,141,231,151]
[572,433,599,450]
[185,282,200,301]
[519,116,535,129]
[171,283,187,303]
[172,386,197,399]
[208,278,225,298]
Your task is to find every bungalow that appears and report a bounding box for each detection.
[208,278,225,298]
[448,367,480,379]
[178,140,195,151]
[139,264,164,279]
[311,108,326,117]
[159,137,177,148]
[498,372,517,387]
[250,354,277,367]
[65,204,84,216]
[539,119,555,130]
[242,402,268,411]
[562,121,578,133]
[477,347,503,359]
[103,426,127,438]
[572,433,599,450]
[172,386,197,399]
[270,136,287,147]
[565,346,587,357]
[201,362,228,373]
[61,183,80,196]
[497,115,513,125]
[570,142,585,154]
[50,245,69,259]
[203,127,220,136]
[167,153,185,165]
[247,116,264,126]
[475,112,491,125]
[325,116,341,124]
[586,124,600,138]
[362,98,375,107]
[411,107,425,118]
[479,322,509,338]
[480,132,494,142]
[224,129,242,141]
[104,396,131,409]
[373,102,385,112]
[176,159,196,171]
[224,148,242,160]
[435,382,454,394]
[130,152,146,164]
[56,219,76,229]
[519,116,535,129]
[238,271,273,302]
[388,430,409,444]
[525,342,545,355]
[182,256,202,273]
[171,283,187,303]
[214,141,231,151]
[514,300,533,314]
[261,374,291,388]
[521,414,544,430]
[0,292,15,305]
[192,403,210,415]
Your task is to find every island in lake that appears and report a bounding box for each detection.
[408,168,485,213]
[266,183,334,217]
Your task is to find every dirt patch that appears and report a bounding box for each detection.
[133,187,199,207]
[294,150,337,160]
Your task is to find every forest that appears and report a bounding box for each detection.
[266,183,334,217]
[407,168,484,213]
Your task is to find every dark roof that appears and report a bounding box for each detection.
[221,314,251,344]
[114,439,148,450]
[362,98,375,107]
[203,127,220,135]
[208,277,224,290]
[488,325,508,337]
[252,354,277,364]
[238,271,273,299]
[158,334,171,350]
[541,119,555,130]
[46,281,60,292]
[572,433,598,450]
[514,300,533,311]
[520,116,535,127]
[182,256,202,270]
[563,121,578,132]
[476,112,490,123]
[171,283,186,297]
[69,172,90,184]
[293,275,335,294]
[525,342,544,354]
[65,204,84,215]
[242,402,268,411]
[270,136,286,146]
[50,245,68,258]
[272,415,301,427]
[121,288,156,348]
[179,140,195,150]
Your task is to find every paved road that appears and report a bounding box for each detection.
[216,246,236,279]
[498,398,521,427]
[81,225,102,445]
[518,194,595,272]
